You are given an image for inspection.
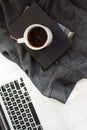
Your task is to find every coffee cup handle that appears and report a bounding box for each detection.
[17,38,25,43]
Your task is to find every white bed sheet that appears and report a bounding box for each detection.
[0,53,87,130]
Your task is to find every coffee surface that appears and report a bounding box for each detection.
[27,27,47,47]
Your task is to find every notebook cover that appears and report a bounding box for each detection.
[9,3,73,69]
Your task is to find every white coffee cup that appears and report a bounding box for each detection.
[17,24,53,50]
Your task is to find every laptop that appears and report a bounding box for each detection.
[0,54,70,130]
[9,3,73,69]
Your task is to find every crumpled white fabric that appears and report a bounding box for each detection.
[62,78,87,130]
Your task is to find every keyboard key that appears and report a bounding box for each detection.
[14,80,20,90]
[29,118,33,123]
[22,125,26,129]
[13,102,17,107]
[22,113,26,117]
[14,107,19,111]
[26,96,31,102]
[9,93,13,97]
[18,90,22,95]
[13,90,17,94]
[20,120,24,125]
[2,96,5,101]
[7,88,11,93]
[24,104,28,109]
[11,120,14,125]
[9,116,12,120]
[5,84,9,88]
[4,92,8,97]
[20,95,24,99]
[10,82,15,90]
[16,111,20,116]
[9,116,13,120]
[20,108,24,113]
[15,119,19,124]
[24,92,29,96]
[24,87,27,91]
[27,113,32,118]
[20,82,25,87]
[31,123,35,127]
[15,94,19,99]
[17,124,21,129]
[6,97,10,101]
[18,116,22,120]
[8,101,11,106]
[22,99,26,104]
[0,92,3,96]
[24,117,28,122]
[1,86,6,92]
[11,110,15,115]
[20,78,23,82]
[26,122,30,127]
[4,101,6,106]
[13,115,17,120]
[16,99,21,103]
[26,109,30,113]
[6,106,8,110]
[13,125,16,129]
[9,106,13,111]
[11,97,15,102]
[7,110,10,115]
[18,104,22,108]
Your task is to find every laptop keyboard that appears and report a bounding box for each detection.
[0,78,43,130]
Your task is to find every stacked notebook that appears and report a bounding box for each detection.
[9,3,73,69]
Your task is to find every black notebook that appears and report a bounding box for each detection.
[9,3,73,69]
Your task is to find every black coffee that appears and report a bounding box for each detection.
[27,27,47,48]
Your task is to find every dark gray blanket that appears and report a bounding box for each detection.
[0,0,87,103]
